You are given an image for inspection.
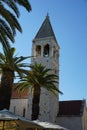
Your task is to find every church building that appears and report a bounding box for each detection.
[10,15,87,130]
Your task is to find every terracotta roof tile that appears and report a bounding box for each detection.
[11,85,29,99]
[58,100,84,116]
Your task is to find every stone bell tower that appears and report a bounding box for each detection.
[27,15,60,123]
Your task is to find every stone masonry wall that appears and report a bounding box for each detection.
[56,116,82,130]
[10,99,28,117]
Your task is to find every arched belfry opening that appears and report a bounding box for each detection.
[36,45,41,56]
[43,44,49,57]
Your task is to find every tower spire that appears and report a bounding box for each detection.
[46,12,49,18]
[34,15,56,40]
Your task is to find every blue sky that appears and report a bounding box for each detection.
[12,0,87,101]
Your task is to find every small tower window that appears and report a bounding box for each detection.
[36,45,41,56]
[43,44,49,57]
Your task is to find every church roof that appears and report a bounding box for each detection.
[34,15,56,39]
[11,84,29,99]
[58,100,85,116]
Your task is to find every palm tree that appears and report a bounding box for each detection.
[0,0,31,50]
[0,47,30,110]
[18,63,63,120]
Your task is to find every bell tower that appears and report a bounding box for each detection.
[27,15,60,123]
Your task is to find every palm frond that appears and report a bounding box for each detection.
[0,32,11,51]
[2,0,20,17]
[0,3,22,34]
[15,0,32,12]
[0,19,14,42]
[18,63,63,95]
[14,56,30,64]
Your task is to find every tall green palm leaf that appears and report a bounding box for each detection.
[0,47,30,110]
[18,63,63,120]
[0,0,31,50]
[0,19,14,51]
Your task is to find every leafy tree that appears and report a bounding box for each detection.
[18,63,63,120]
[0,0,31,50]
[0,47,30,110]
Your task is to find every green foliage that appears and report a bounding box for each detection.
[17,63,63,95]
[0,47,30,78]
[0,0,31,50]
[17,63,63,120]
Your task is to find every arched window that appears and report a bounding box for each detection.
[43,44,49,57]
[36,45,41,56]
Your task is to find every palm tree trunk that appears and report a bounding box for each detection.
[31,86,41,120]
[0,68,14,110]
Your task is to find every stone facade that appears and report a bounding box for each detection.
[10,87,29,118]
[56,100,87,130]
[10,99,28,117]
[27,15,60,123]
[56,116,83,130]
[10,16,87,130]
[82,101,87,130]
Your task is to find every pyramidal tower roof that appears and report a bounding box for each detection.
[34,14,56,39]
